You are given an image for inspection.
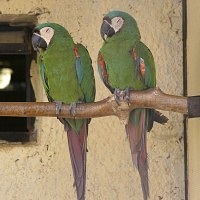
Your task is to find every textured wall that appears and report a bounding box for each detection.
[0,0,184,199]
[187,1,200,199]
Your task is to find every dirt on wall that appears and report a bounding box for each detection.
[0,0,184,199]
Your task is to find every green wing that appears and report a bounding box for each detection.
[133,42,156,88]
[38,54,53,102]
[76,44,95,104]
[129,41,156,129]
[38,45,95,105]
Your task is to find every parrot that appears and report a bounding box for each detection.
[98,11,167,200]
[32,23,95,200]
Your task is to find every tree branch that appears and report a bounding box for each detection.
[0,88,199,120]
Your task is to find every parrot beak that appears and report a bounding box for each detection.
[32,31,47,52]
[100,17,115,41]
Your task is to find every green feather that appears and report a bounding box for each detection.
[99,11,156,92]
[98,11,156,199]
[105,11,141,43]
[36,23,95,132]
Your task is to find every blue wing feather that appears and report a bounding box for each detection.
[75,57,84,84]
[75,44,95,104]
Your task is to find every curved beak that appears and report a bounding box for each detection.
[32,32,47,52]
[100,18,115,41]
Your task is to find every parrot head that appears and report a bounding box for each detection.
[100,10,141,42]
[32,23,73,52]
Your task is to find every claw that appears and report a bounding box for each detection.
[69,102,77,117]
[113,88,131,125]
[114,88,130,104]
[114,88,121,103]
[54,100,63,116]
[124,88,130,103]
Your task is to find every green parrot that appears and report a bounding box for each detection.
[98,11,166,200]
[32,23,95,200]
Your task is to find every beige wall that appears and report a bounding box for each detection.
[0,0,184,199]
[187,1,200,200]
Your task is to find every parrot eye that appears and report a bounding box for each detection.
[45,28,50,33]
[39,27,55,46]
[111,17,124,33]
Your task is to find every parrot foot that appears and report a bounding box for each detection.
[114,88,130,104]
[69,102,77,117]
[54,100,63,116]
[113,88,130,125]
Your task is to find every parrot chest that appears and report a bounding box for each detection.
[101,42,145,90]
[41,51,84,104]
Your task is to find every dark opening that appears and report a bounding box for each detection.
[0,15,37,142]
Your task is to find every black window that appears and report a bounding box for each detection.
[0,15,37,142]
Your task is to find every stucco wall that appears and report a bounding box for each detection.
[0,0,184,199]
[187,1,200,199]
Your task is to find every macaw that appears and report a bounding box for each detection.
[98,11,167,200]
[32,23,95,200]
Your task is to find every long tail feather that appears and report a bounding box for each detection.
[153,110,168,125]
[126,109,149,200]
[65,120,88,200]
[147,109,168,132]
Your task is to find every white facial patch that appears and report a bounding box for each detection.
[111,17,124,33]
[38,27,55,46]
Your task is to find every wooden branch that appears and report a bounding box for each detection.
[0,88,199,119]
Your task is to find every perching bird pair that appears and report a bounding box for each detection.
[32,10,168,200]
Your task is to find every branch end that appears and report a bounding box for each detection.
[187,96,200,118]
